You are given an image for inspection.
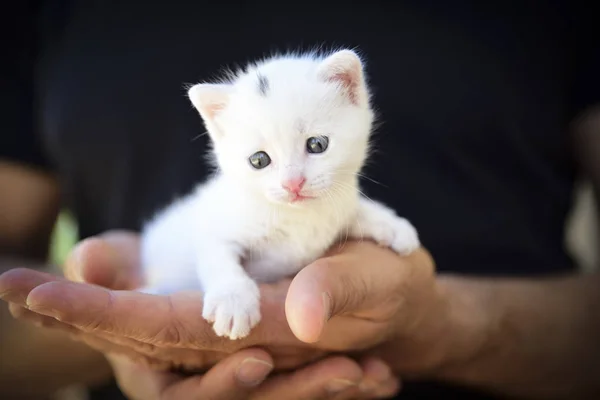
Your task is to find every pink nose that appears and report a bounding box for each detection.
[282,177,306,194]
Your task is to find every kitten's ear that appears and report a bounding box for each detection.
[188,83,233,139]
[316,49,368,106]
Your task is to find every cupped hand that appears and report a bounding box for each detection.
[0,231,403,398]
[9,301,398,400]
[106,349,399,400]
[0,229,447,374]
[1,231,326,370]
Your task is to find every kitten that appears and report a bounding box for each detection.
[139,49,420,340]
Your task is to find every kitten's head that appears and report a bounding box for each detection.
[188,49,374,206]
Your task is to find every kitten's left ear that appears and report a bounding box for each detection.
[188,83,233,140]
[317,49,368,107]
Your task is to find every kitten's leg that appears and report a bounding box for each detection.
[196,241,261,340]
[348,197,420,255]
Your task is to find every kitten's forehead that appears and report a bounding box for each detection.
[229,64,342,135]
[216,52,370,157]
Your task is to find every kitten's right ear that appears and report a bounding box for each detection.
[316,49,368,107]
[188,83,233,138]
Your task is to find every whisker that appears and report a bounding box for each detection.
[191,130,208,142]
[331,179,375,204]
[326,169,387,188]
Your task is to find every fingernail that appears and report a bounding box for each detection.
[326,379,357,393]
[322,292,332,322]
[359,381,377,393]
[235,358,273,386]
[25,301,60,320]
[370,361,392,382]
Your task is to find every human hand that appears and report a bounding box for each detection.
[0,229,455,376]
[0,231,402,398]
[9,301,399,400]
[285,239,482,377]
[1,231,327,370]
[106,348,400,400]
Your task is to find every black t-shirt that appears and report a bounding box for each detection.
[2,1,598,399]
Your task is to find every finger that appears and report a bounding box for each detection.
[23,281,240,350]
[82,336,171,371]
[24,278,298,351]
[6,279,213,368]
[327,358,401,400]
[286,242,430,343]
[7,302,169,369]
[369,377,402,399]
[162,348,274,400]
[81,330,225,372]
[0,268,63,305]
[8,302,77,333]
[9,294,195,369]
[64,230,143,290]
[107,354,181,400]
[253,355,364,400]
[25,280,192,339]
[357,357,401,398]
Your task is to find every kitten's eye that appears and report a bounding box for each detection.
[249,151,271,169]
[306,136,329,154]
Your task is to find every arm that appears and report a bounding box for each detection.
[426,272,600,399]
[406,108,600,399]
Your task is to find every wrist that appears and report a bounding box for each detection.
[428,275,495,377]
[376,274,495,380]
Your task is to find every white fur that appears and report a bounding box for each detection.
[139,49,420,340]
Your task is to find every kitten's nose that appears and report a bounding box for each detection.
[282,177,306,194]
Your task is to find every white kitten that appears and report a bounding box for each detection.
[139,49,420,340]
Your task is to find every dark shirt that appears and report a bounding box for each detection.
[2,1,598,399]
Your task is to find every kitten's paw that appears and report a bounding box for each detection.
[370,217,420,256]
[202,279,261,340]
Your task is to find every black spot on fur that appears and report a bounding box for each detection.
[257,74,269,96]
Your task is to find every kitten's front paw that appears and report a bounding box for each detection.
[202,279,261,340]
[371,217,420,256]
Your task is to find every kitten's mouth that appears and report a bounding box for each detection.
[289,193,315,203]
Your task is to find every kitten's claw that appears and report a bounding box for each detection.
[202,279,261,340]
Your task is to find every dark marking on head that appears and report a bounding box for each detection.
[257,74,269,96]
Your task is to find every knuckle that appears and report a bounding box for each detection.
[336,272,368,316]
[155,311,186,346]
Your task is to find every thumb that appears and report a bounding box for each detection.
[285,242,404,343]
[64,230,143,290]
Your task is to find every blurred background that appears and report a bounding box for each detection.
[566,183,598,274]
